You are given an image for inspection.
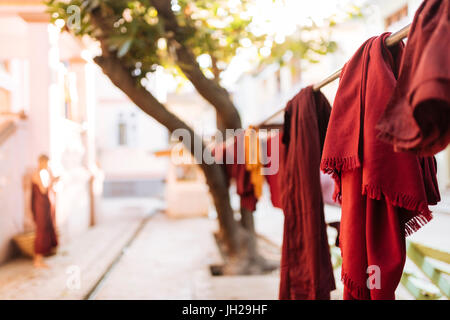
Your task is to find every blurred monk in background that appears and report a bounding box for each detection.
[31,154,58,268]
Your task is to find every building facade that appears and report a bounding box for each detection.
[233,0,450,193]
[0,1,98,264]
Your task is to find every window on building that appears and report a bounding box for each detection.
[385,5,408,29]
[275,69,281,93]
[118,114,128,146]
[0,88,10,113]
[129,112,138,147]
[61,61,80,122]
[0,61,11,113]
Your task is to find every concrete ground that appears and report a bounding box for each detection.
[0,190,448,300]
[0,196,284,300]
[0,214,143,299]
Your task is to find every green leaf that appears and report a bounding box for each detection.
[117,39,133,58]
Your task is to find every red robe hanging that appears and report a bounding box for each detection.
[279,86,336,300]
[377,0,450,155]
[31,183,58,255]
[265,131,337,209]
[321,33,440,300]
[215,133,258,211]
[264,132,283,209]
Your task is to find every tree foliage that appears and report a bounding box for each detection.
[47,0,337,86]
[45,0,345,270]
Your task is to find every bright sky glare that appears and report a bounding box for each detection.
[220,0,365,86]
[246,0,364,37]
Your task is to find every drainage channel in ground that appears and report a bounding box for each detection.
[83,213,155,300]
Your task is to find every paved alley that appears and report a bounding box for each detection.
[0,193,449,300]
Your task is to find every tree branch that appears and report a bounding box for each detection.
[151,0,242,130]
[90,7,242,254]
[94,52,241,254]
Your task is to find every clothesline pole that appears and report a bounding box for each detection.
[312,24,410,91]
[256,23,411,128]
[311,69,342,92]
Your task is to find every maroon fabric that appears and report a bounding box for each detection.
[216,133,258,211]
[264,132,336,209]
[31,183,58,255]
[321,33,440,300]
[279,86,335,300]
[264,132,283,209]
[377,0,450,155]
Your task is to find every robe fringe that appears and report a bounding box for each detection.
[362,184,433,236]
[320,156,360,173]
[341,270,370,300]
[320,156,433,237]
[403,211,433,237]
[320,156,359,204]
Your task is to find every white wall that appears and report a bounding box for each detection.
[95,69,169,180]
[232,0,450,193]
[0,119,30,262]
[0,21,54,263]
[0,15,95,264]
[233,63,302,127]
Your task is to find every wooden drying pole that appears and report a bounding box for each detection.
[257,24,411,128]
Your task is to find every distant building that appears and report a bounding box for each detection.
[233,0,450,193]
[94,66,217,198]
[322,0,450,191]
[94,67,169,198]
[233,59,302,126]
[0,1,97,264]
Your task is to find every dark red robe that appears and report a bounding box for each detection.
[31,183,58,255]
[278,86,336,300]
[215,133,258,211]
[321,33,440,300]
[377,0,450,155]
[264,132,283,209]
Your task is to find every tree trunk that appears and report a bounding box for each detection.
[151,0,242,130]
[216,112,227,135]
[93,53,241,252]
[240,207,257,262]
[91,6,267,274]
[151,0,264,269]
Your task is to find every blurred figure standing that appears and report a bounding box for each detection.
[30,155,58,268]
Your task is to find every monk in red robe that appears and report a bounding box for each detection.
[31,154,58,268]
